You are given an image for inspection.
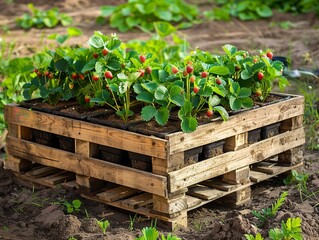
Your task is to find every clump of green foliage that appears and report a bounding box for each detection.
[97,0,199,32]
[16,3,73,29]
[252,191,288,227]
[135,222,181,240]
[245,217,303,240]
[204,0,319,21]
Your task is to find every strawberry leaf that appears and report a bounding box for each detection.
[141,106,157,121]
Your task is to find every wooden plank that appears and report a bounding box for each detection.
[250,162,303,182]
[167,95,304,154]
[168,127,305,193]
[121,193,153,209]
[186,195,201,208]
[62,180,76,189]
[6,136,168,197]
[188,185,224,200]
[224,132,248,151]
[222,166,250,185]
[278,146,304,165]
[43,171,75,185]
[280,115,303,132]
[153,194,187,216]
[25,166,60,178]
[201,179,239,191]
[4,155,33,173]
[4,104,167,159]
[97,186,140,202]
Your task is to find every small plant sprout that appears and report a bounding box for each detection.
[63,199,81,214]
[129,214,137,231]
[252,191,288,227]
[97,219,110,235]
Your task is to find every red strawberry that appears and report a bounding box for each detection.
[216,78,222,85]
[104,71,113,79]
[266,51,273,60]
[33,68,39,73]
[102,48,109,56]
[78,74,84,80]
[201,71,208,78]
[44,71,50,77]
[206,109,213,117]
[48,73,54,79]
[138,69,145,77]
[172,66,179,74]
[92,75,99,81]
[71,73,78,80]
[139,55,146,63]
[93,53,99,59]
[37,72,42,78]
[69,83,74,89]
[190,75,195,83]
[257,71,264,81]
[186,65,193,74]
[253,58,258,63]
[84,96,90,103]
[193,86,199,93]
[145,66,152,74]
[235,65,241,71]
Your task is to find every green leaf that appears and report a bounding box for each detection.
[100,5,116,17]
[141,105,157,121]
[141,82,158,92]
[252,62,265,73]
[54,58,69,72]
[241,97,253,108]
[72,199,81,209]
[209,66,229,76]
[278,76,290,92]
[158,70,169,82]
[229,96,241,110]
[155,107,169,125]
[154,85,168,100]
[106,59,121,71]
[256,5,273,18]
[156,10,172,21]
[241,69,251,80]
[126,17,139,28]
[222,44,237,57]
[82,59,97,72]
[108,38,121,50]
[154,21,176,37]
[229,81,240,94]
[170,85,184,106]
[212,85,227,97]
[60,13,73,26]
[181,117,198,133]
[87,35,104,49]
[208,95,220,107]
[238,88,251,98]
[213,106,229,121]
[136,91,154,103]
[67,27,82,37]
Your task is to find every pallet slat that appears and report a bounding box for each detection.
[97,186,140,202]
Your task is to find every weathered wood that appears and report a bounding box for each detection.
[76,175,105,194]
[97,186,140,202]
[220,187,251,206]
[201,179,239,191]
[168,127,305,193]
[278,146,304,165]
[222,166,250,185]
[5,104,168,159]
[224,132,248,151]
[188,185,225,200]
[43,171,75,185]
[6,136,168,197]
[166,95,304,154]
[121,193,153,209]
[186,195,201,208]
[25,166,60,178]
[153,194,187,216]
[4,155,32,173]
[280,115,303,132]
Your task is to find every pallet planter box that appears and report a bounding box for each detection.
[4,93,305,229]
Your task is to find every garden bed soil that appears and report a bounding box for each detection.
[1,0,319,239]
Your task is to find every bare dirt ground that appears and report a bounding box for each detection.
[0,1,319,239]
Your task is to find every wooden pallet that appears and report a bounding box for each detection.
[4,93,305,229]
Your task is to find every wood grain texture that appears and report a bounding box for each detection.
[168,127,305,193]
[6,136,168,197]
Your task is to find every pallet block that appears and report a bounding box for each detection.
[4,93,305,229]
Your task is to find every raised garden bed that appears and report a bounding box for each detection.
[4,93,305,229]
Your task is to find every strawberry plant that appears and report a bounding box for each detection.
[16,3,73,29]
[97,0,199,32]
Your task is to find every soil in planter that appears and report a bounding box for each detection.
[129,152,152,172]
[89,111,143,130]
[98,145,129,166]
[52,105,110,120]
[31,129,58,148]
[252,93,292,107]
[261,122,281,139]
[128,120,181,138]
[248,128,261,144]
[57,135,75,153]
[200,140,225,160]
[184,146,203,165]
[20,98,77,113]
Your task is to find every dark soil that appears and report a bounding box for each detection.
[0,1,319,240]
